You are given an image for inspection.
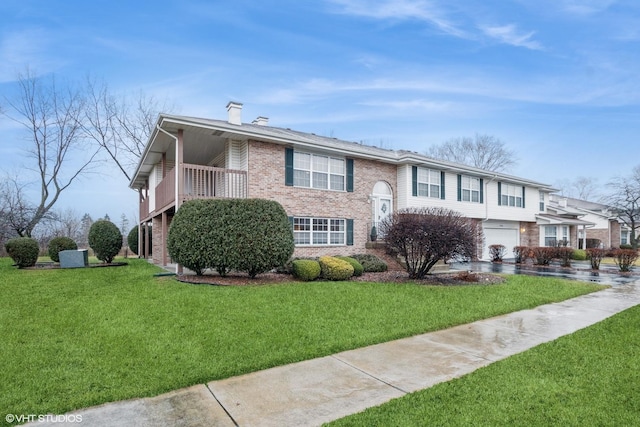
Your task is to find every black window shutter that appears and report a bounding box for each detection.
[457,175,462,201]
[346,159,354,192]
[498,182,502,206]
[522,186,526,208]
[479,178,484,204]
[285,148,294,186]
[346,219,354,246]
[412,166,418,197]
[440,171,445,199]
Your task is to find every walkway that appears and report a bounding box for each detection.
[29,280,640,427]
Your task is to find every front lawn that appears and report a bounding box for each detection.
[0,258,603,424]
[328,304,640,426]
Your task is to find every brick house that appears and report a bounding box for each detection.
[130,102,560,271]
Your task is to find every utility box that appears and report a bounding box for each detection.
[59,249,89,268]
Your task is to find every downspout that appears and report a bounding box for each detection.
[156,125,180,274]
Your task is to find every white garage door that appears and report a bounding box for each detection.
[483,228,518,260]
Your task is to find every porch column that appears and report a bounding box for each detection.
[144,221,149,259]
[175,129,184,275]
[162,211,168,266]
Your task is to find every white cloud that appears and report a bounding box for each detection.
[557,0,616,15]
[480,24,543,50]
[327,0,468,38]
[0,28,65,82]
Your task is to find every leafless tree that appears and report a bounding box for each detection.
[83,78,175,181]
[426,134,517,172]
[554,176,601,200]
[606,165,640,250]
[1,71,101,237]
[0,177,38,237]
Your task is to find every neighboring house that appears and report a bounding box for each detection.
[129,102,559,270]
[545,195,629,249]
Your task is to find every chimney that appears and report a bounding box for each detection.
[226,101,243,125]
[252,116,269,126]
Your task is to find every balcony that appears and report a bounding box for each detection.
[140,164,248,219]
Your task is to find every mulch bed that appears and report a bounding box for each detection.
[177,270,505,287]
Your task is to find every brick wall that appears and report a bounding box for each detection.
[246,140,397,257]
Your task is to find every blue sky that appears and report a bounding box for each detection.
[1,0,639,222]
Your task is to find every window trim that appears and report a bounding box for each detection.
[457,174,483,203]
[498,183,525,208]
[291,216,353,246]
[412,166,445,199]
[285,148,353,192]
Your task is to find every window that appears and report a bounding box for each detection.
[621,230,629,245]
[539,191,545,211]
[416,167,441,198]
[293,151,345,191]
[461,175,481,203]
[500,184,523,207]
[544,226,568,246]
[293,217,346,246]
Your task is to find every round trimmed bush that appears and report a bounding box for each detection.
[292,259,321,281]
[350,254,388,272]
[5,237,39,268]
[88,220,123,263]
[572,249,587,261]
[335,256,364,276]
[48,237,78,263]
[319,256,354,281]
[127,225,152,256]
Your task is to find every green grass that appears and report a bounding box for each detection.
[0,258,603,424]
[328,305,640,427]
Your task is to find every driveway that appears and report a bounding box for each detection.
[450,260,639,286]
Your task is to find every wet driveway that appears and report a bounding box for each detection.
[450,260,640,286]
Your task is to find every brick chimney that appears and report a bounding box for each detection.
[226,101,243,125]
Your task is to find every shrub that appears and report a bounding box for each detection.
[619,244,633,250]
[512,246,530,264]
[488,244,506,262]
[613,248,638,272]
[226,199,295,278]
[381,207,482,279]
[5,237,39,268]
[335,256,364,276]
[127,225,152,256]
[572,249,587,261]
[586,248,606,270]
[47,237,78,263]
[350,254,388,272]
[88,220,123,264]
[585,238,602,249]
[531,247,555,265]
[556,247,573,267]
[291,259,321,281]
[168,199,294,278]
[319,256,354,280]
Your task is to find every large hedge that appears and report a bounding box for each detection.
[47,237,78,263]
[167,198,294,278]
[127,225,152,256]
[5,237,39,268]
[88,220,123,263]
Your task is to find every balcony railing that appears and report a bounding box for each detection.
[142,164,248,218]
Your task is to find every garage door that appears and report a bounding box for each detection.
[483,228,519,260]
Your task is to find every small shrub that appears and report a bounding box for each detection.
[350,254,388,272]
[291,259,321,281]
[513,246,530,264]
[585,238,601,249]
[47,237,78,263]
[5,237,39,268]
[319,256,354,281]
[531,247,555,265]
[613,248,638,272]
[335,256,364,276]
[456,271,480,282]
[556,247,573,267]
[488,244,506,262]
[88,220,123,264]
[586,248,606,270]
[572,249,587,261]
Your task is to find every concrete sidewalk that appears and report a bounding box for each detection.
[29,281,640,427]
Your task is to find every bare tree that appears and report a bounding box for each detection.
[606,166,640,250]
[83,78,175,181]
[554,176,601,200]
[1,71,101,237]
[426,134,517,172]
[0,177,38,237]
